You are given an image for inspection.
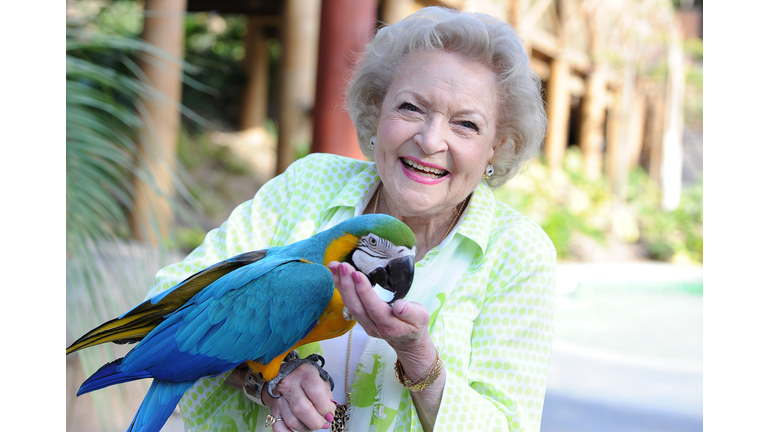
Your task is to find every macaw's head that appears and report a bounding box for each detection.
[323,214,417,304]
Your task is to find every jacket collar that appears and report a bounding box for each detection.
[323,162,493,256]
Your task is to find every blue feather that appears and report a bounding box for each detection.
[128,379,195,432]
[187,321,225,355]
[77,358,152,396]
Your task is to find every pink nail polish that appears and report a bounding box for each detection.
[330,265,337,275]
[322,423,331,429]
[325,413,334,422]
[340,265,347,277]
[331,399,339,405]
[400,304,407,314]
[352,272,361,284]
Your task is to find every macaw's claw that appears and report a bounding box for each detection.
[266,351,335,399]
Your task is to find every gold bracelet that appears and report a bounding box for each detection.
[394,349,442,392]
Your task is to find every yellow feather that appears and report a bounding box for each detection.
[323,233,360,266]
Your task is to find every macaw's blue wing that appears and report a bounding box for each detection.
[110,259,336,382]
[77,260,337,432]
[66,250,269,354]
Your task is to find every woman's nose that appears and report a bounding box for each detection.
[414,118,448,154]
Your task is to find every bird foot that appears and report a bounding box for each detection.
[266,351,334,399]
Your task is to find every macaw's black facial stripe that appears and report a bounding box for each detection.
[354,248,388,260]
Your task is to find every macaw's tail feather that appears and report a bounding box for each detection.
[77,358,153,396]
[65,249,270,356]
[66,308,175,355]
[128,379,195,432]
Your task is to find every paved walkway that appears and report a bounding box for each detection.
[542,262,703,432]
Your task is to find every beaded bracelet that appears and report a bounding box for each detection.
[394,349,443,392]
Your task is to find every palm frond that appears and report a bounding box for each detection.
[66,14,198,431]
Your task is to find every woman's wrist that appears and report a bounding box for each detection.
[391,337,441,385]
[395,348,443,392]
[390,334,435,364]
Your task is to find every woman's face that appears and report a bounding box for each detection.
[373,50,499,219]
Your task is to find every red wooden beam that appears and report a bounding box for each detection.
[311,0,377,159]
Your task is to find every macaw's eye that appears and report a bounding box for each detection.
[369,237,378,246]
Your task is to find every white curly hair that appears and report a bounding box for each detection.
[345,6,548,188]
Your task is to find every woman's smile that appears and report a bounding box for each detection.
[400,157,450,184]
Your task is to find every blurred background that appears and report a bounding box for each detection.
[65,0,703,431]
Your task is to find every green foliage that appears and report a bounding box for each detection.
[181,13,249,131]
[495,149,611,259]
[93,0,144,36]
[683,38,703,64]
[178,129,250,175]
[627,169,703,263]
[66,3,193,429]
[496,148,703,264]
[66,24,153,249]
[683,38,703,128]
[173,226,208,252]
[176,129,254,222]
[67,1,197,252]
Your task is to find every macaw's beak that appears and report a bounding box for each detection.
[367,253,415,305]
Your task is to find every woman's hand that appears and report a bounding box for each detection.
[328,261,432,355]
[329,261,446,432]
[225,363,335,431]
[261,363,336,432]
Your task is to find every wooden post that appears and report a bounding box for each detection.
[310,0,376,159]
[241,16,269,131]
[579,65,607,179]
[604,65,636,201]
[130,0,187,245]
[382,0,412,24]
[604,87,620,185]
[660,30,685,210]
[627,89,647,169]
[276,0,321,174]
[615,65,636,201]
[647,90,665,185]
[543,57,571,173]
[508,0,522,29]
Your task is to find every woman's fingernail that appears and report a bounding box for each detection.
[330,265,337,275]
[331,399,339,405]
[322,422,331,429]
[340,265,347,277]
[352,272,361,284]
[325,413,334,422]
[400,304,407,314]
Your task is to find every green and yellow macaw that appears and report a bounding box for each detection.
[66,214,416,432]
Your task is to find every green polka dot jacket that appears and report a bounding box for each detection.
[145,153,557,432]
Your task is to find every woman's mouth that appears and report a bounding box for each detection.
[400,158,448,179]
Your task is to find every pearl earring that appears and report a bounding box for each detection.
[370,135,376,150]
[484,162,494,178]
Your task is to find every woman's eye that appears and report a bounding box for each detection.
[399,102,419,112]
[459,120,479,131]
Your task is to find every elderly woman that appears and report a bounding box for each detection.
[146,6,554,432]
